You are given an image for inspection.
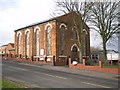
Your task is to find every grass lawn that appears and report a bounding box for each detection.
[102,65,118,68]
[1,79,23,88]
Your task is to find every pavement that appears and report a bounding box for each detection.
[4,59,119,80]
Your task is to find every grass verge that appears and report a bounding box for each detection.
[102,65,118,68]
[1,79,24,89]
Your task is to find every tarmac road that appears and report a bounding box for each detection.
[2,59,119,88]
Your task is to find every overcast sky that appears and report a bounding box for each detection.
[0,0,118,51]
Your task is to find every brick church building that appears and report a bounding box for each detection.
[14,12,90,65]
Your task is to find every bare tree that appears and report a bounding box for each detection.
[52,0,92,62]
[88,2,120,62]
[53,0,92,22]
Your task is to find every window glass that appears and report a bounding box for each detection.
[36,30,40,56]
[83,31,86,56]
[60,26,65,55]
[26,32,30,57]
[18,33,21,55]
[73,29,77,40]
[47,27,52,55]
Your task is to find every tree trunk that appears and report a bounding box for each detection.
[102,40,107,63]
[78,44,82,63]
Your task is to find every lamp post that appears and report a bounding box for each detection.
[116,3,120,61]
[117,31,120,61]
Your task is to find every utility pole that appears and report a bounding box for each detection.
[117,3,120,61]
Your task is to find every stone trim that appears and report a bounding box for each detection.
[45,23,52,30]
[34,26,41,32]
[46,56,54,57]
[60,23,67,29]
[71,44,80,51]
[83,29,88,34]
[25,29,30,35]
[17,31,22,37]
[59,56,67,57]
[33,56,40,58]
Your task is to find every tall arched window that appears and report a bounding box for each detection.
[17,33,21,55]
[71,46,78,59]
[47,27,52,55]
[60,26,65,55]
[36,30,40,56]
[26,31,30,57]
[83,31,87,56]
[73,30,77,40]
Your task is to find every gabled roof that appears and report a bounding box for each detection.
[9,43,14,48]
[14,11,89,32]
[107,50,119,53]
[0,43,14,48]
[14,18,56,32]
[8,48,15,51]
[91,50,119,54]
[1,44,8,47]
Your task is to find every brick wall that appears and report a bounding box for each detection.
[69,58,119,74]
[14,21,57,59]
[56,12,90,61]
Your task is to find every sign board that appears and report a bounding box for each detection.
[40,49,44,55]
[72,61,78,65]
[47,58,51,61]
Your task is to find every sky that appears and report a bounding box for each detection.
[0,0,118,51]
[0,0,55,45]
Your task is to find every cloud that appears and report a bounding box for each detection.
[0,0,118,51]
[0,0,19,10]
[0,0,55,46]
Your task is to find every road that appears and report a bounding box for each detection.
[2,59,119,88]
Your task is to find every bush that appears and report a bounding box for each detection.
[85,61,94,66]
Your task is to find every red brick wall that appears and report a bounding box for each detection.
[5,44,14,54]
[69,58,119,74]
[56,12,90,61]
[14,21,57,60]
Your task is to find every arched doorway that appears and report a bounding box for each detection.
[71,46,79,62]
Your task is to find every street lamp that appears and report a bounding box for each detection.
[116,31,120,61]
[116,6,120,61]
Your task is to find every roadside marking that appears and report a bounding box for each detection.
[15,67,28,71]
[20,63,40,68]
[55,76,67,79]
[38,72,67,80]
[80,81,111,88]
[19,63,67,79]
[43,73,55,77]
[3,64,28,71]
[18,62,118,81]
[4,64,67,80]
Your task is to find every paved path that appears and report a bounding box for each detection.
[2,59,119,88]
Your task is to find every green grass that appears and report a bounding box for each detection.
[2,79,22,88]
[102,65,118,68]
[0,79,2,89]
